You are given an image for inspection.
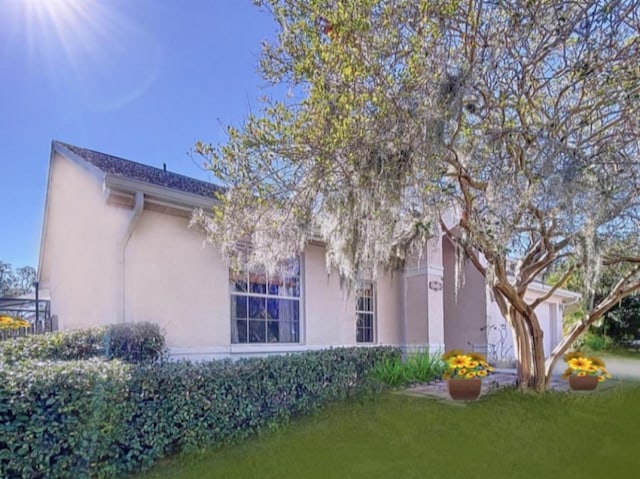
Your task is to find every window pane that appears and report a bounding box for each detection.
[362,328,373,343]
[279,299,299,322]
[357,312,373,343]
[280,321,299,343]
[267,298,279,319]
[268,277,281,296]
[233,320,248,343]
[249,270,267,294]
[232,296,247,319]
[270,273,300,297]
[248,297,266,319]
[284,277,300,297]
[249,320,266,343]
[267,321,280,342]
[357,313,372,330]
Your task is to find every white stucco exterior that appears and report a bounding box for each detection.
[38,151,129,330]
[486,284,577,363]
[38,142,581,361]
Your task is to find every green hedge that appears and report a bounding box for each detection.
[0,322,167,364]
[0,346,399,479]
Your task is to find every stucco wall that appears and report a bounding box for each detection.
[486,293,564,361]
[442,238,487,351]
[41,156,405,355]
[39,152,130,330]
[40,151,568,359]
[300,244,354,345]
[401,237,446,351]
[404,275,429,345]
[125,209,228,349]
[375,270,403,345]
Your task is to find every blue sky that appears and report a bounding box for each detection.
[0,0,279,269]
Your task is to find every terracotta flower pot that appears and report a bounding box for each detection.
[447,378,482,400]
[569,375,599,391]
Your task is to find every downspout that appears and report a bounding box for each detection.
[119,191,144,323]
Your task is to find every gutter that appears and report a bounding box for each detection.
[119,191,144,323]
[104,174,216,210]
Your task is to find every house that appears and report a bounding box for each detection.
[38,141,580,360]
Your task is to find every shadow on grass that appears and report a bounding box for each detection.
[130,381,640,479]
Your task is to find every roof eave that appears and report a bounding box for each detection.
[525,281,582,301]
[37,143,57,284]
[104,173,218,211]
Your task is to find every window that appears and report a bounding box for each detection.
[356,281,375,343]
[230,258,301,344]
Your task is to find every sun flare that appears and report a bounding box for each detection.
[9,0,161,111]
[14,0,100,63]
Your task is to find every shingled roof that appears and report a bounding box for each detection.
[55,141,222,199]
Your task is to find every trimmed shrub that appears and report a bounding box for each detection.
[0,322,167,364]
[102,322,167,362]
[0,359,131,479]
[0,346,399,479]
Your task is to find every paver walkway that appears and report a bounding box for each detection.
[403,371,570,401]
[402,356,639,402]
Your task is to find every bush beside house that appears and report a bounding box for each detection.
[0,325,398,479]
[0,322,167,364]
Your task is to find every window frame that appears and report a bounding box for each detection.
[355,280,376,344]
[229,257,302,345]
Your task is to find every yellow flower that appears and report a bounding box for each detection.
[442,349,465,361]
[569,357,592,371]
[442,350,495,379]
[449,355,472,369]
[562,352,613,382]
[468,352,487,362]
[563,351,585,361]
[0,315,30,330]
[15,319,30,328]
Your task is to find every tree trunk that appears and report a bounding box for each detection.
[510,309,533,390]
[529,317,547,392]
[509,308,547,391]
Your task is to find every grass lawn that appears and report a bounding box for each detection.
[130,382,640,479]
[600,348,640,360]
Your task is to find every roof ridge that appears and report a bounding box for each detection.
[54,140,210,183]
[53,140,223,199]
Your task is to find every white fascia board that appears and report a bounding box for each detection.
[37,145,56,283]
[525,281,581,301]
[104,174,218,210]
[53,142,109,181]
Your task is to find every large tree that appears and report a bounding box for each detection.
[0,261,36,298]
[195,0,640,391]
